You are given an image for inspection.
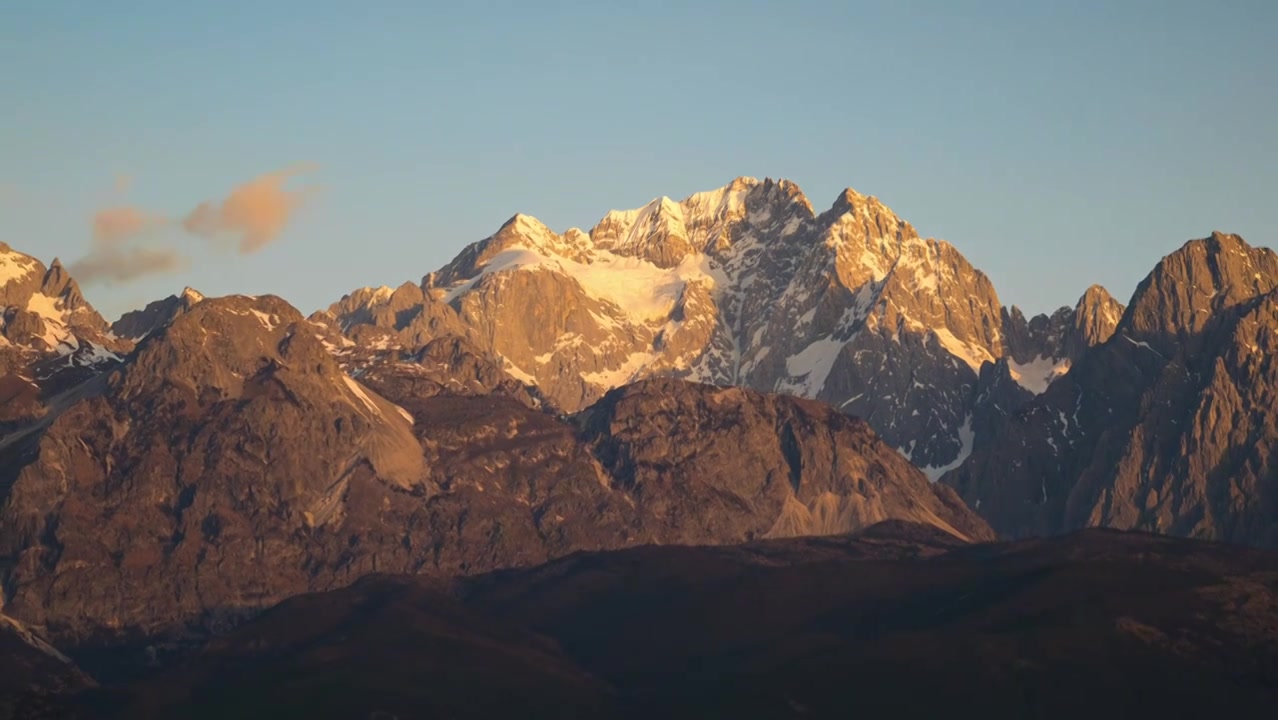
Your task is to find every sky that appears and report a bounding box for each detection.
[2,0,1275,320]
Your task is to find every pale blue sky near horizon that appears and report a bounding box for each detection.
[2,0,1275,320]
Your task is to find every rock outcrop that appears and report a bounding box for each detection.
[110,287,205,341]
[0,244,132,444]
[0,244,126,382]
[945,233,1278,548]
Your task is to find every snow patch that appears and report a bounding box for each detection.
[858,249,891,282]
[898,440,916,462]
[916,415,975,482]
[502,358,538,385]
[26,292,66,325]
[250,309,279,330]
[931,328,994,373]
[0,249,39,286]
[443,247,722,326]
[1121,334,1168,361]
[1007,355,1071,395]
[340,374,412,425]
[342,375,384,418]
[781,337,846,395]
[581,351,656,388]
[24,292,74,348]
[76,342,121,366]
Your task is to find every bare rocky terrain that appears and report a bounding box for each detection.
[944,232,1278,548]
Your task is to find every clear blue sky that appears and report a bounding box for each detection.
[2,0,1275,320]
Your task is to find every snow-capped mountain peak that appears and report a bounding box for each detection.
[331,177,1115,473]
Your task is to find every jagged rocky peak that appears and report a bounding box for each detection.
[817,186,931,279]
[118,294,313,398]
[798,186,1005,359]
[116,295,424,487]
[111,286,207,341]
[589,176,816,267]
[332,282,430,331]
[945,231,1278,549]
[1121,231,1278,350]
[432,212,597,284]
[997,284,1125,395]
[824,186,909,228]
[0,297,431,643]
[329,285,396,327]
[489,213,594,262]
[0,242,122,383]
[40,258,90,316]
[1,244,107,332]
[592,195,696,268]
[1073,284,1124,347]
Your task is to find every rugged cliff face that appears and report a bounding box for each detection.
[1001,284,1124,389]
[0,244,133,455]
[945,232,1278,548]
[330,178,1120,473]
[0,294,427,644]
[0,286,990,658]
[578,379,992,544]
[0,244,127,388]
[110,287,206,341]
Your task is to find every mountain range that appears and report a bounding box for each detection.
[327,177,1126,475]
[1,177,1276,716]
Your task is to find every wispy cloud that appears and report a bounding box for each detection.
[182,164,317,254]
[92,206,165,245]
[71,164,317,285]
[71,207,182,284]
[68,241,188,285]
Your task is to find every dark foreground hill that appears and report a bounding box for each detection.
[30,521,1278,720]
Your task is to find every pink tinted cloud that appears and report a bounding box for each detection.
[68,242,187,285]
[183,165,316,253]
[92,206,164,245]
[71,165,315,285]
[70,207,184,284]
